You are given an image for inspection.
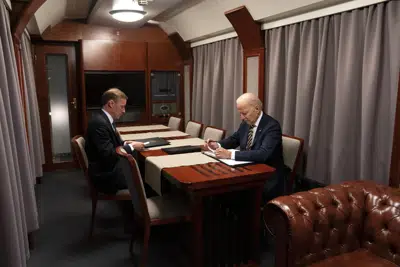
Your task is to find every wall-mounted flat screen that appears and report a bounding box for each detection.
[85,71,146,109]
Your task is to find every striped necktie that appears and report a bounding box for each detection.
[246,125,255,150]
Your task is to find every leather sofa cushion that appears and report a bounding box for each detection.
[308,249,398,267]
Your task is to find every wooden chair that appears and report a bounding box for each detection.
[116,147,192,267]
[202,126,226,141]
[282,134,304,193]
[71,135,131,237]
[167,116,182,131]
[185,120,204,138]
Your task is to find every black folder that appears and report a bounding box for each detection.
[162,145,201,155]
[134,137,170,148]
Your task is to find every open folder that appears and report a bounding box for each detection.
[133,137,170,148]
[202,150,253,167]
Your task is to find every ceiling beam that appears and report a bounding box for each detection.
[153,0,203,22]
[85,0,98,24]
[86,0,104,24]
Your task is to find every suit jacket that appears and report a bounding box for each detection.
[85,111,132,193]
[219,113,286,200]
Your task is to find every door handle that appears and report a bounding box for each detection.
[71,97,77,109]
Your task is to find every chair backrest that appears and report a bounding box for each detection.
[282,134,304,191]
[168,116,182,130]
[185,120,203,138]
[71,135,88,173]
[116,147,150,223]
[203,126,226,141]
[72,135,98,196]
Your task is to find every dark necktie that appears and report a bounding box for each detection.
[112,122,123,144]
[246,125,255,150]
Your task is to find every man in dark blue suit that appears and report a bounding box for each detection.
[206,93,285,202]
[85,88,145,194]
[85,88,145,233]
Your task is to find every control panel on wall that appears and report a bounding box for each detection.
[151,71,180,117]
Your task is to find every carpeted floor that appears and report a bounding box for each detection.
[27,169,274,267]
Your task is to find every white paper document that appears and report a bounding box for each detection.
[202,150,253,166]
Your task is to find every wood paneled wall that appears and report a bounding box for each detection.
[41,21,182,72]
[37,21,184,127]
[82,41,147,71]
[41,21,169,42]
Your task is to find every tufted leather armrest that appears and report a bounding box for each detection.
[263,181,400,267]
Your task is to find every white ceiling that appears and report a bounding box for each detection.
[27,0,381,43]
[88,0,183,28]
[65,0,93,19]
[162,0,357,42]
[28,0,203,34]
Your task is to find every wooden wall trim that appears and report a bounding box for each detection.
[12,0,46,41]
[224,6,263,51]
[390,72,400,187]
[13,37,30,145]
[11,0,47,151]
[190,61,193,121]
[168,32,192,63]
[225,6,265,101]
[243,48,265,102]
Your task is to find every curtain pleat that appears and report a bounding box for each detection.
[21,33,45,179]
[264,1,400,185]
[0,2,39,267]
[192,38,243,135]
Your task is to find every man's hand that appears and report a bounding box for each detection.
[215,147,231,159]
[126,141,145,151]
[205,139,219,151]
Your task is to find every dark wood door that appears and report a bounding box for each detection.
[34,44,79,171]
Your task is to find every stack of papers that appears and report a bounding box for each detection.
[202,150,253,166]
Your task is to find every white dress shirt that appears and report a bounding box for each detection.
[223,111,263,160]
[102,109,134,151]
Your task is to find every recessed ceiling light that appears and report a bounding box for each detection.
[109,9,147,22]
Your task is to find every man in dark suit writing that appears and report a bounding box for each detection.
[85,88,145,194]
[206,93,285,201]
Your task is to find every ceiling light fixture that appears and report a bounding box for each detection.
[109,9,147,22]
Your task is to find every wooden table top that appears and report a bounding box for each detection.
[139,148,275,193]
[163,162,275,192]
[121,132,191,140]
[120,129,171,134]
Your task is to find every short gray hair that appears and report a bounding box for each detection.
[236,93,263,109]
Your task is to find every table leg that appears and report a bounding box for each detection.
[192,195,204,267]
[250,186,263,263]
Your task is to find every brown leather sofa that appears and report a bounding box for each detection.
[263,180,400,267]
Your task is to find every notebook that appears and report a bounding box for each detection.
[162,145,202,155]
[202,150,253,167]
[134,137,170,148]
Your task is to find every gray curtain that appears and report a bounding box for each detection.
[265,1,400,185]
[192,38,243,135]
[0,2,39,267]
[21,33,45,179]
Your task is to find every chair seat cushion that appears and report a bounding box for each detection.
[116,189,130,196]
[308,249,397,267]
[98,189,131,200]
[147,194,190,220]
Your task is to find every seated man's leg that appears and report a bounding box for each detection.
[262,170,286,204]
[114,163,135,233]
